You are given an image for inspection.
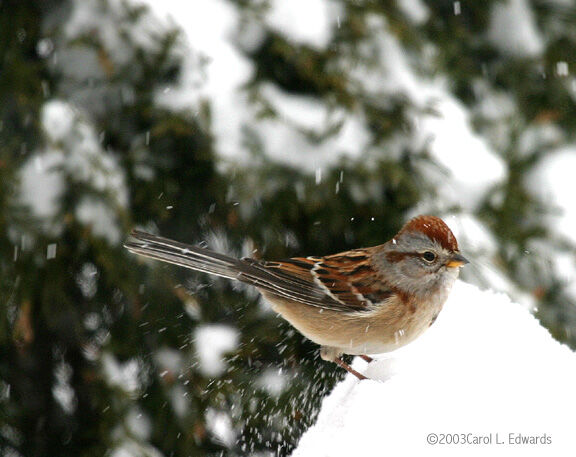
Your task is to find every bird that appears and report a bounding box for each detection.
[124,215,468,380]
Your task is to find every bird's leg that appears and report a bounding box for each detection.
[334,357,368,380]
[320,346,368,380]
[359,355,373,363]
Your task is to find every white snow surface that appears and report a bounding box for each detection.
[143,0,506,196]
[419,97,506,208]
[206,408,237,448]
[19,99,127,243]
[292,281,576,457]
[529,147,576,245]
[527,148,576,302]
[397,0,429,25]
[194,324,239,377]
[101,352,142,396]
[19,149,65,232]
[487,0,544,58]
[145,0,253,165]
[266,0,336,48]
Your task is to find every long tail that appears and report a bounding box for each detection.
[124,230,245,280]
[124,230,339,309]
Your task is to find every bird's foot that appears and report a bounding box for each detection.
[334,357,368,380]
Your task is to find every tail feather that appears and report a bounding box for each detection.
[124,230,342,310]
[124,230,243,280]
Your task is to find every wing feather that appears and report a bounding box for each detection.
[250,248,394,312]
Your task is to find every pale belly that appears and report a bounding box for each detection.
[261,291,444,356]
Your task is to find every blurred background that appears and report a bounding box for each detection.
[2,0,576,455]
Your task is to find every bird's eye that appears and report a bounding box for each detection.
[422,251,437,262]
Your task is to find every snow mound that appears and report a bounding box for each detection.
[293,281,576,457]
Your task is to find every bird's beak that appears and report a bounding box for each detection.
[446,253,469,268]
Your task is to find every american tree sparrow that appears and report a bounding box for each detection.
[125,215,468,380]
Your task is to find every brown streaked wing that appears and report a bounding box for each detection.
[316,249,393,309]
[240,256,350,311]
[242,249,393,312]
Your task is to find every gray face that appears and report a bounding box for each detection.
[374,231,460,303]
[396,232,454,275]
